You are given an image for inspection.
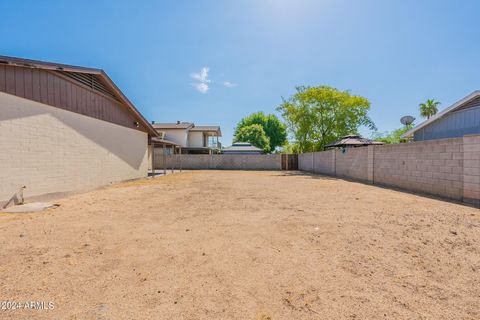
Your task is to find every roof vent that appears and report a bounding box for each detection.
[151,120,155,124]
[176,120,181,124]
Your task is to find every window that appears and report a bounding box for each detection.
[207,135,218,148]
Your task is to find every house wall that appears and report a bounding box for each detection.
[0,92,149,203]
[298,136,480,206]
[188,131,204,148]
[414,103,480,141]
[154,154,282,170]
[163,129,188,147]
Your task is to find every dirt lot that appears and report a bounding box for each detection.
[0,171,479,320]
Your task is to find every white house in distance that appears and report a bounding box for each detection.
[151,121,222,154]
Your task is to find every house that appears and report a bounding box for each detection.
[151,121,222,154]
[0,55,158,203]
[402,91,480,141]
[222,142,263,155]
[324,135,384,150]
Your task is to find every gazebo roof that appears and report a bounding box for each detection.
[324,135,384,149]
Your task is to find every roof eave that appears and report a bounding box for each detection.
[0,55,158,137]
[98,71,158,137]
[0,55,103,74]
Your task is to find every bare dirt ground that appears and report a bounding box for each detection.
[0,171,479,320]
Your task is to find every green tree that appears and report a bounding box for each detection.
[233,124,270,152]
[277,142,301,154]
[419,99,440,119]
[373,124,414,144]
[277,86,376,152]
[234,112,287,152]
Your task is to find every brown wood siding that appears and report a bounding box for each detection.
[0,64,148,133]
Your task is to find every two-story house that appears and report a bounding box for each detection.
[152,121,222,154]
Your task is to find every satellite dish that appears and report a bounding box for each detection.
[400,115,415,126]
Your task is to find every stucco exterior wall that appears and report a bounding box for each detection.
[0,92,149,202]
[188,131,204,148]
[163,129,188,147]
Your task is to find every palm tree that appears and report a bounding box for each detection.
[419,99,440,119]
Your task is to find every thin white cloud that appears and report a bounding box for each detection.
[223,81,238,88]
[190,67,211,83]
[190,67,238,93]
[190,67,211,94]
[192,82,209,94]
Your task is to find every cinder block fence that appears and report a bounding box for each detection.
[299,135,480,207]
[154,153,282,171]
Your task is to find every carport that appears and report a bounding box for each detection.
[149,137,182,176]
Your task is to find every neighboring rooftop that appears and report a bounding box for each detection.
[223,142,263,154]
[324,135,384,150]
[151,121,194,129]
[150,122,222,136]
[190,126,222,136]
[402,90,480,139]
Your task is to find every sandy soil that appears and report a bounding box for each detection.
[0,171,479,320]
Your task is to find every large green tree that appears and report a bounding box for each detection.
[277,86,376,152]
[233,124,270,152]
[234,112,287,152]
[419,99,440,119]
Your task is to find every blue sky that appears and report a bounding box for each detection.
[1,0,479,144]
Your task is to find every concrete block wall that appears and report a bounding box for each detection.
[298,135,480,206]
[335,147,369,181]
[298,150,335,175]
[214,154,281,170]
[154,154,281,170]
[153,152,210,169]
[463,135,480,206]
[0,92,149,202]
[298,153,314,172]
[374,138,464,200]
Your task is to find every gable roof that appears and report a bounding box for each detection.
[190,125,222,136]
[401,91,480,139]
[0,55,158,137]
[152,122,194,129]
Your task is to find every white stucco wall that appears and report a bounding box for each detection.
[188,131,204,148]
[163,129,188,147]
[0,92,149,202]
